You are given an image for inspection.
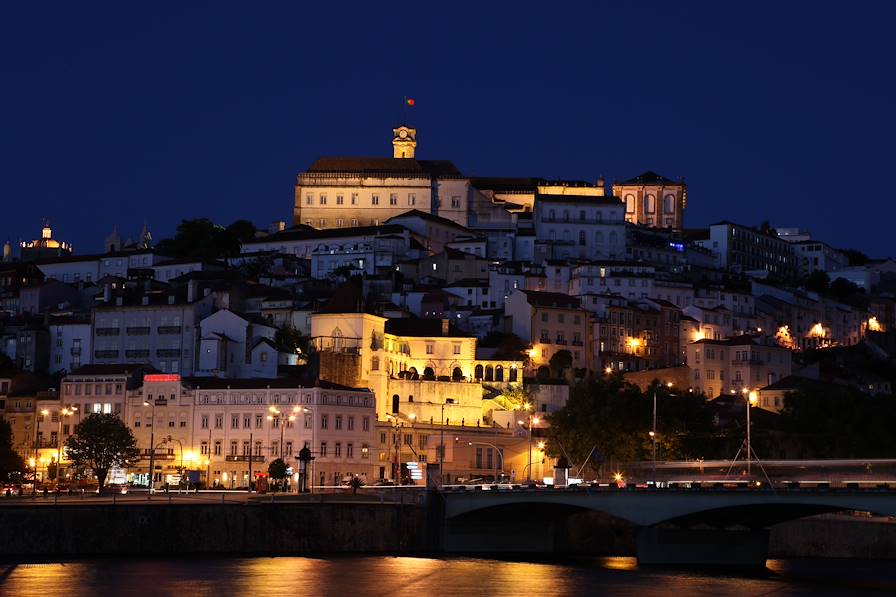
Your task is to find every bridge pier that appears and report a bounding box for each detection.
[636,527,769,568]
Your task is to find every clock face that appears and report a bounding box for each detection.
[399,130,408,139]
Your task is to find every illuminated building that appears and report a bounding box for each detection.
[19,221,72,261]
[687,335,791,398]
[612,171,686,230]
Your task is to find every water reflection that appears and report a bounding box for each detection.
[2,557,894,596]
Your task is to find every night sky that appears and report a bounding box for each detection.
[2,3,893,257]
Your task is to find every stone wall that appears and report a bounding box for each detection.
[0,501,428,557]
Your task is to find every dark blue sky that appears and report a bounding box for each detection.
[2,3,893,257]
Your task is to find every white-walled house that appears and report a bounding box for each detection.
[48,314,92,374]
[196,309,288,378]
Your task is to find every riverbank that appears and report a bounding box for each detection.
[0,501,893,560]
[0,501,430,558]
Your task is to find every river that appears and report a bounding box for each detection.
[2,556,895,595]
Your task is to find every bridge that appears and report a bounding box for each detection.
[440,487,896,566]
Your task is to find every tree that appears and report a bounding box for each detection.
[64,413,140,489]
[349,475,364,495]
[839,248,869,267]
[804,271,830,294]
[267,458,288,491]
[154,218,257,260]
[549,350,573,378]
[493,386,533,413]
[0,419,25,484]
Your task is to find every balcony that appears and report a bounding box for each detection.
[94,350,119,359]
[157,326,182,335]
[95,327,120,336]
[125,349,150,359]
[157,349,181,358]
[225,455,266,463]
[539,337,551,344]
[555,339,568,345]
[126,326,151,336]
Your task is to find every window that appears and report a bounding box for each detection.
[305,194,313,206]
[255,414,263,429]
[371,356,379,371]
[335,415,343,430]
[319,194,327,205]
[371,195,379,206]
[625,194,635,213]
[214,414,223,429]
[453,344,460,355]
[321,415,328,430]
[214,441,222,455]
[389,194,398,205]
[229,441,238,456]
[450,196,461,209]
[664,194,675,214]
[336,218,344,226]
[347,416,354,431]
[362,416,370,432]
[426,343,433,354]
[408,193,416,206]
[347,443,354,458]
[351,193,358,205]
[231,415,239,429]
[336,194,344,205]
[320,442,328,457]
[335,443,342,457]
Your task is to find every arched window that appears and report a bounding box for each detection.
[452,367,463,381]
[332,327,343,351]
[407,366,418,380]
[509,366,518,382]
[495,365,504,381]
[423,367,435,379]
[625,194,635,213]
[474,364,483,379]
[644,194,656,214]
[485,366,494,381]
[391,395,400,414]
[663,194,675,214]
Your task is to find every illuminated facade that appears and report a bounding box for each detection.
[612,171,686,229]
[19,222,72,261]
[687,336,791,397]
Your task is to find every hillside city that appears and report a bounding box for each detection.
[1,124,894,491]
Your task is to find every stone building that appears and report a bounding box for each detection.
[612,171,686,230]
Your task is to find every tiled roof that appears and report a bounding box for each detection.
[304,157,461,177]
[617,171,679,185]
[520,290,581,309]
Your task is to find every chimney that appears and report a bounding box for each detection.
[441,318,449,335]
[187,279,198,303]
[269,221,286,234]
[103,284,112,303]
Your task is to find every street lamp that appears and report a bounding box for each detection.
[517,408,540,482]
[35,409,49,472]
[143,400,157,491]
[745,389,758,474]
[468,441,504,482]
[56,407,77,483]
[267,406,297,459]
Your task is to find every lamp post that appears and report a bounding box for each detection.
[36,409,49,473]
[517,405,540,483]
[143,400,156,491]
[439,402,446,484]
[469,441,503,482]
[267,406,297,459]
[650,382,674,480]
[56,407,76,482]
[745,390,758,474]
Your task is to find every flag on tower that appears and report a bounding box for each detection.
[405,97,415,107]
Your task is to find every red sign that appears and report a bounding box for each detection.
[144,374,181,383]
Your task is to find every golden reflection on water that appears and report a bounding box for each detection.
[3,557,892,597]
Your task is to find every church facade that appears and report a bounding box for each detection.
[612,171,687,230]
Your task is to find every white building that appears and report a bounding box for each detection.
[196,309,289,378]
[533,194,626,261]
[48,314,92,374]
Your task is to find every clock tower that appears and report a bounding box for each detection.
[392,125,417,158]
